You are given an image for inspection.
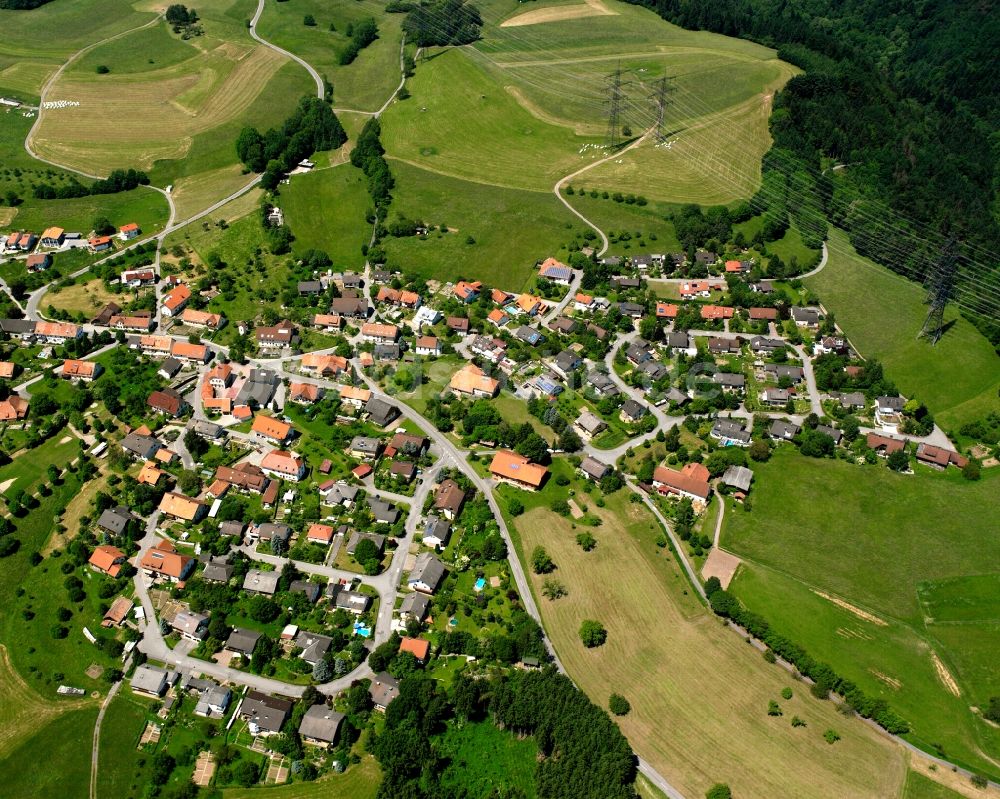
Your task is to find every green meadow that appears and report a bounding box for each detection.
[805,228,1000,431]
[723,447,1000,777]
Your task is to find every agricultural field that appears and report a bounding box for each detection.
[902,772,967,799]
[723,447,1000,777]
[280,164,371,269]
[95,693,152,798]
[0,0,156,102]
[9,185,168,236]
[501,475,906,799]
[24,0,312,214]
[254,0,405,112]
[383,160,581,287]
[805,228,1000,431]
[2,704,97,799]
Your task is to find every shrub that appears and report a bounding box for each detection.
[791,716,806,727]
[579,619,607,648]
[96,65,109,74]
[781,687,793,700]
[531,546,555,574]
[823,729,840,744]
[50,624,68,639]
[608,693,630,715]
[575,532,596,551]
[706,786,732,799]
[767,700,782,716]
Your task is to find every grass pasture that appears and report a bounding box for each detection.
[723,447,1000,776]
[504,483,906,799]
[383,160,580,286]
[902,771,967,799]
[8,185,168,236]
[254,0,404,112]
[1,704,97,799]
[563,192,682,254]
[280,164,371,269]
[96,693,151,799]
[805,228,1000,431]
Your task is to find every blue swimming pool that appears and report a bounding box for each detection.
[353,622,372,637]
[474,577,486,591]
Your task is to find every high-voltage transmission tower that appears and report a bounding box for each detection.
[604,65,626,149]
[918,238,959,344]
[649,75,672,142]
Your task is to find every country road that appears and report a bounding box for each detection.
[250,0,324,100]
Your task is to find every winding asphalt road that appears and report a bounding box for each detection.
[250,0,324,100]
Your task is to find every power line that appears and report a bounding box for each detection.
[649,75,671,143]
[604,64,626,149]
[918,239,960,344]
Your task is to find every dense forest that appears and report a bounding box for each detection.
[625,0,1000,345]
[372,669,639,799]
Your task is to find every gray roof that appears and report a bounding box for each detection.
[299,705,344,743]
[298,280,323,294]
[374,343,401,360]
[640,360,668,380]
[369,672,400,708]
[712,419,750,443]
[202,560,234,582]
[0,318,36,335]
[225,627,262,655]
[722,465,754,492]
[256,522,292,542]
[877,395,906,411]
[241,691,292,733]
[555,350,582,371]
[189,419,224,439]
[769,419,800,440]
[422,516,451,544]
[243,569,281,595]
[587,371,619,395]
[97,506,131,535]
[764,364,805,381]
[367,498,399,524]
[120,432,160,459]
[235,369,279,408]
[289,580,322,603]
[620,399,647,420]
[664,387,689,405]
[366,397,400,426]
[579,456,611,481]
[515,325,542,344]
[350,436,382,455]
[219,520,245,536]
[791,306,821,324]
[399,592,431,620]
[408,552,445,592]
[750,336,785,352]
[294,630,332,664]
[131,664,168,695]
[172,610,208,637]
[329,297,368,317]
[626,340,652,363]
[158,357,182,377]
[327,584,372,613]
[618,301,644,317]
[816,424,843,443]
[347,530,386,554]
[665,331,690,349]
[575,410,606,435]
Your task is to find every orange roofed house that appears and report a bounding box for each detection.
[171,340,210,363]
[489,450,548,491]
[398,636,431,665]
[89,544,127,578]
[161,283,191,317]
[251,415,293,445]
[158,491,207,522]
[0,394,28,421]
[260,449,306,482]
[180,308,224,330]
[448,363,499,398]
[140,539,194,583]
[651,462,712,507]
[62,359,99,381]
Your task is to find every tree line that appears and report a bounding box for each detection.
[32,168,150,200]
[401,0,483,47]
[704,577,910,735]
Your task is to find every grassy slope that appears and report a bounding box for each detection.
[1,704,97,799]
[563,192,682,253]
[280,164,371,269]
[502,477,905,799]
[383,160,580,288]
[255,0,403,112]
[221,755,380,798]
[9,186,168,235]
[805,228,1000,431]
[96,693,151,799]
[723,447,1000,775]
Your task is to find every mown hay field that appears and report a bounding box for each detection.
[506,487,906,799]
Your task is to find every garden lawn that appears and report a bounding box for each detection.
[382,160,580,289]
[804,228,1000,431]
[723,447,1000,777]
[502,483,905,799]
[280,164,371,270]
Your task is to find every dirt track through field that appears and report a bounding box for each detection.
[930,651,961,697]
[812,589,888,626]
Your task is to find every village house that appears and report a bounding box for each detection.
[448,362,500,398]
[172,610,209,641]
[158,492,207,522]
[180,308,224,330]
[339,385,372,408]
[867,432,906,457]
[791,306,821,327]
[360,322,400,344]
[288,382,323,404]
[120,431,162,460]
[489,450,548,491]
[243,569,281,596]
[366,397,400,427]
[709,337,740,355]
[26,252,51,272]
[255,321,298,351]
[299,706,345,749]
[433,478,466,520]
[619,398,648,424]
[447,316,469,336]
[225,628,263,659]
[573,409,607,441]
[701,305,735,321]
[711,419,751,447]
[147,388,187,417]
[748,307,778,321]
[301,352,348,377]
[140,539,194,583]
[586,370,619,397]
[158,357,182,380]
[161,284,191,317]
[578,455,611,482]
[306,523,336,545]
[816,424,843,445]
[121,269,155,287]
[764,364,805,384]
[40,226,64,248]
[251,415,293,445]
[769,419,800,441]
[88,544,127,578]
[240,692,292,736]
[62,358,100,381]
[327,583,371,614]
[136,334,172,356]
[514,293,546,316]
[761,387,791,406]
[422,516,451,548]
[131,665,170,698]
[538,257,573,285]
[88,235,112,253]
[119,222,140,240]
[350,436,383,460]
[875,395,906,432]
[415,335,441,356]
[915,443,968,470]
[487,308,510,329]
[260,450,306,482]
[454,280,482,303]
[652,462,712,506]
[408,552,446,593]
[399,637,431,665]
[313,313,343,331]
[0,395,29,421]
[750,336,785,354]
[109,314,155,333]
[329,296,369,319]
